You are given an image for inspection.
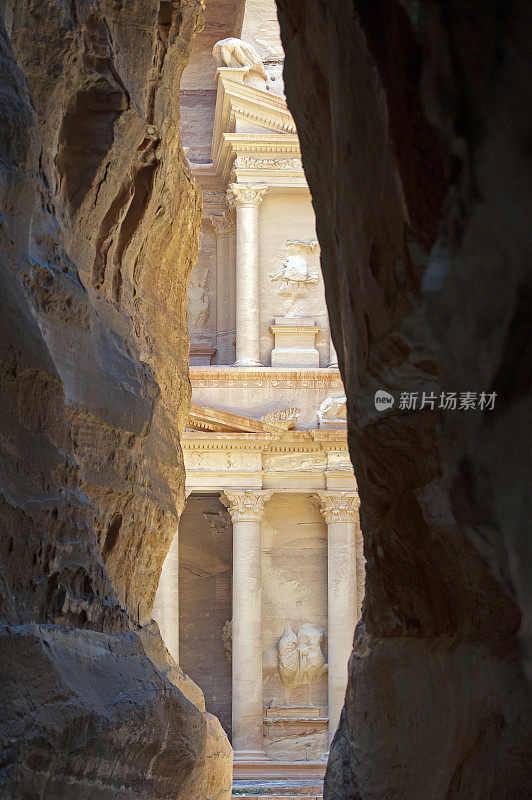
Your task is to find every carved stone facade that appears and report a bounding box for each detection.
[153,1,364,782]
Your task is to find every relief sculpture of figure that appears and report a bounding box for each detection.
[277,624,300,688]
[269,254,319,302]
[188,269,210,331]
[277,622,328,703]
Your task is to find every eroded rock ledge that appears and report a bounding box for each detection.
[0,1,231,797]
[275,1,531,798]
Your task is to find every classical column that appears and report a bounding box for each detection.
[151,528,179,664]
[222,489,273,759]
[209,212,236,364]
[314,491,360,745]
[227,183,268,367]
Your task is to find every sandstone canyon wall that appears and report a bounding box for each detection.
[0,1,231,797]
[275,1,531,798]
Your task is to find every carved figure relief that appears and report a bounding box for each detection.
[270,240,319,302]
[318,395,347,425]
[188,269,210,331]
[203,512,227,538]
[212,38,267,80]
[222,619,232,663]
[277,623,327,701]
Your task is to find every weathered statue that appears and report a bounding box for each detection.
[212,38,267,80]
[318,395,347,426]
[269,254,319,301]
[277,623,328,701]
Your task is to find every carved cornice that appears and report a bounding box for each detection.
[221,490,273,522]
[227,183,268,208]
[313,491,360,523]
[209,212,236,236]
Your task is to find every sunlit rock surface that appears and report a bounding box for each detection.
[276,1,531,798]
[0,0,231,796]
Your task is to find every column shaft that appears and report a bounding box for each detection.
[210,213,235,364]
[151,529,179,663]
[327,519,357,743]
[228,227,237,363]
[227,184,267,367]
[222,489,272,759]
[232,517,264,754]
[314,491,360,745]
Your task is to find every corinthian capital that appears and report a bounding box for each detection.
[209,212,236,236]
[227,183,268,209]
[313,491,360,524]
[221,490,273,522]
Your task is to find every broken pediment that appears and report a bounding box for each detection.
[187,403,286,434]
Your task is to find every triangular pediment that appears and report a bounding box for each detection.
[212,69,301,181]
[187,403,286,434]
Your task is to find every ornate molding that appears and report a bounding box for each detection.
[221,489,273,522]
[259,408,301,429]
[209,212,236,236]
[235,157,302,171]
[227,183,268,209]
[313,491,360,523]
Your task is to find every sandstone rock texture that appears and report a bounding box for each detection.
[0,0,230,797]
[275,1,531,798]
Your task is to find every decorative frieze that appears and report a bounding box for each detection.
[259,408,301,428]
[235,157,303,170]
[222,489,273,522]
[314,491,360,523]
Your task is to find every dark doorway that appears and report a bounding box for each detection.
[179,493,233,739]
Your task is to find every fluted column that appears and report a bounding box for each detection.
[209,212,236,364]
[227,183,268,367]
[222,489,273,759]
[315,491,360,744]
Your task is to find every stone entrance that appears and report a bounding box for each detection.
[179,494,233,739]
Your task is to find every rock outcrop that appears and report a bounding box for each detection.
[0,0,231,797]
[275,1,531,798]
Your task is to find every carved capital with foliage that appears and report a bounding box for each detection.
[313,491,360,523]
[221,489,273,522]
[226,183,268,209]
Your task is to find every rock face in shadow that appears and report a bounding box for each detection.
[275,1,531,797]
[0,1,231,797]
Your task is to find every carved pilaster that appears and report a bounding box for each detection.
[222,490,273,522]
[227,182,268,208]
[314,491,360,524]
